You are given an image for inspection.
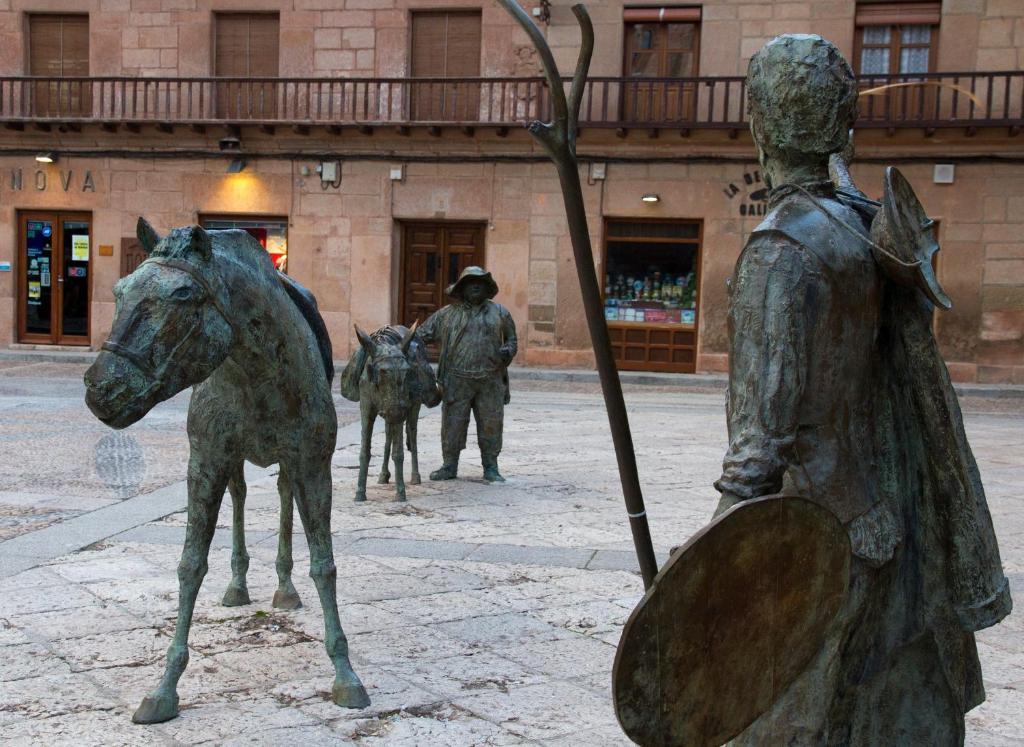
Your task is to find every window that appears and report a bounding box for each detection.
[855,2,940,75]
[28,14,90,116]
[410,11,482,121]
[214,13,280,118]
[200,215,288,273]
[622,7,701,122]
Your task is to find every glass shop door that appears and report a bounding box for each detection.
[18,211,92,345]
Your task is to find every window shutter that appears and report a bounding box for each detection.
[215,14,277,77]
[445,12,482,77]
[855,2,941,26]
[215,15,249,77]
[248,15,279,77]
[30,15,89,76]
[411,12,450,77]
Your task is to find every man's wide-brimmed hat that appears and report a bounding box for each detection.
[447,266,499,299]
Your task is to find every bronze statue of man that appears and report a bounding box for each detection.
[417,267,517,482]
[716,34,1010,744]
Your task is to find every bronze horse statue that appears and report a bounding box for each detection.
[83,219,369,723]
[340,324,440,502]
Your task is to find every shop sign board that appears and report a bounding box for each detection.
[723,168,770,217]
[4,168,96,193]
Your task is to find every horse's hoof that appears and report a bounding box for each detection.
[221,584,251,607]
[409,473,422,485]
[332,675,370,709]
[354,491,366,502]
[377,473,390,485]
[272,588,303,611]
[132,691,179,724]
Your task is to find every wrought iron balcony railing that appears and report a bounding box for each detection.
[1,72,1021,131]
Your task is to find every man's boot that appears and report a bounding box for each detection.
[430,459,458,481]
[482,456,505,483]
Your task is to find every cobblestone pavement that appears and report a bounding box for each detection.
[0,363,1021,745]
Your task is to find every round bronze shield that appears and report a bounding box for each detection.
[612,495,850,747]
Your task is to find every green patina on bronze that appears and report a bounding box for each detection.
[83,218,369,724]
[710,34,1011,745]
[340,323,441,502]
[415,266,517,483]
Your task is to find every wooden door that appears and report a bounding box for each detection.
[623,20,699,123]
[410,11,482,122]
[400,222,485,327]
[214,13,279,119]
[18,211,91,345]
[29,14,90,117]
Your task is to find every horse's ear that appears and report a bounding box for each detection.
[355,325,377,358]
[136,217,160,254]
[400,319,418,354]
[188,225,212,261]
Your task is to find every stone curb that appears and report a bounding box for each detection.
[3,348,1022,399]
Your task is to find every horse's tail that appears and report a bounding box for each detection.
[276,272,335,383]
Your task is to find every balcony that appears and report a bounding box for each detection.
[1,71,1021,135]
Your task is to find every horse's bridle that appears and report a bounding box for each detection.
[101,257,237,394]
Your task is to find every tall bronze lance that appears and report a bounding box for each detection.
[494,0,658,589]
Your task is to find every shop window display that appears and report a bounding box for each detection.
[603,220,700,326]
[200,215,288,273]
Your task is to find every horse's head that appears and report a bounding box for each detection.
[357,322,418,425]
[84,218,234,429]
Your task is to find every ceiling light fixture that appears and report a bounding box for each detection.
[641,193,660,203]
[218,136,241,151]
[35,152,56,163]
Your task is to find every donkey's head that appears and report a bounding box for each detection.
[84,218,234,429]
[356,322,418,425]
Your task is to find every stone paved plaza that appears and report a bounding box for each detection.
[0,360,1022,745]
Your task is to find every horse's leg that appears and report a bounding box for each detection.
[222,462,251,607]
[377,426,392,484]
[408,404,421,485]
[272,471,301,610]
[390,420,406,502]
[291,458,369,708]
[133,461,228,724]
[355,402,375,502]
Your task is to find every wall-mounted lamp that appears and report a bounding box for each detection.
[531,0,551,24]
[218,136,241,151]
[35,152,56,163]
[641,193,660,203]
[226,158,247,174]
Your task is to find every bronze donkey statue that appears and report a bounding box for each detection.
[340,324,440,502]
[83,219,369,724]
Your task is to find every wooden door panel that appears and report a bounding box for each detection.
[401,222,484,328]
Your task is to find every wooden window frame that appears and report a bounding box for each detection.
[622,18,701,80]
[212,12,280,77]
[853,2,940,76]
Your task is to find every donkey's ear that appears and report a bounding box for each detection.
[136,217,161,254]
[187,225,212,261]
[400,319,419,354]
[355,325,377,358]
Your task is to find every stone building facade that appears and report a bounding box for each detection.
[0,0,1022,381]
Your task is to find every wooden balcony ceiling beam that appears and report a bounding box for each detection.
[4,121,25,131]
[358,125,373,136]
[191,124,206,134]
[428,126,441,137]
[33,122,51,132]
[395,125,410,136]
[126,123,141,133]
[156,122,173,133]
[616,128,628,138]
[292,124,309,135]
[327,125,342,135]
[461,126,475,137]
[496,126,509,138]
[100,122,117,132]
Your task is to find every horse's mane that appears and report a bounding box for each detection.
[163,224,333,381]
[277,273,335,382]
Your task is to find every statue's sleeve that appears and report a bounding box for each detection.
[500,306,518,358]
[715,232,816,501]
[417,308,443,344]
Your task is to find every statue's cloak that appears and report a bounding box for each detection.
[720,185,1011,743]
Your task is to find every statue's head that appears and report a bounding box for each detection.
[84,218,234,429]
[447,266,498,306]
[747,34,857,183]
[355,323,418,424]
